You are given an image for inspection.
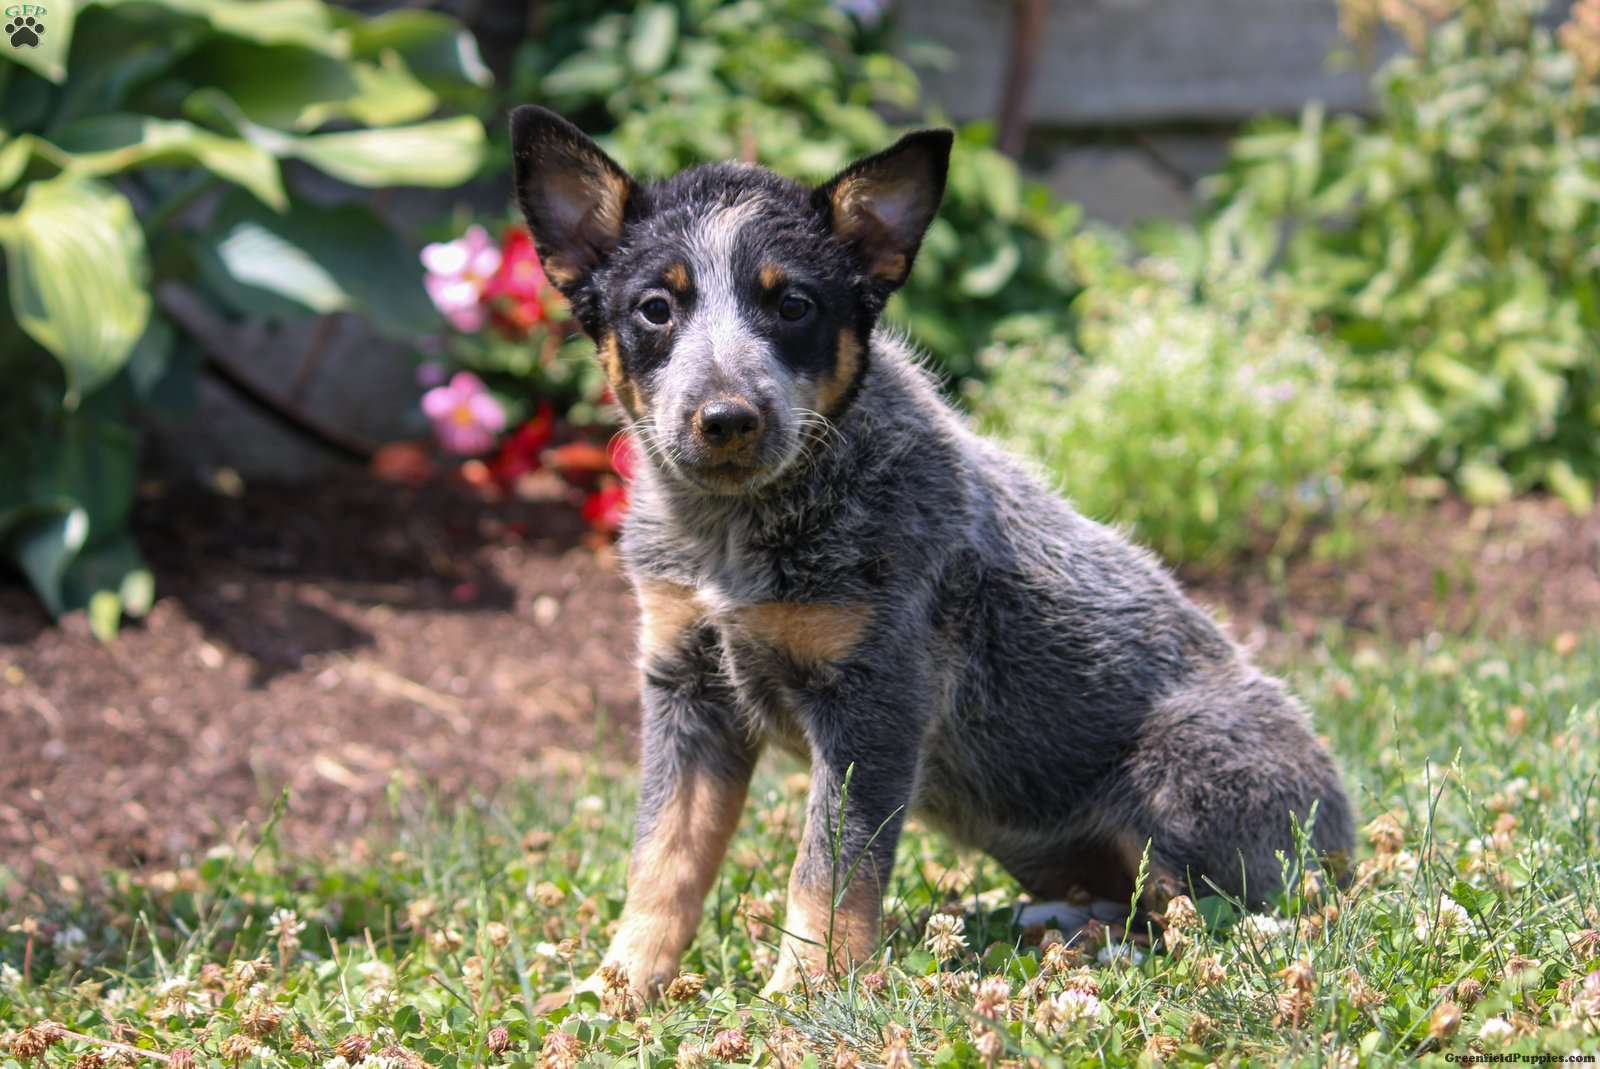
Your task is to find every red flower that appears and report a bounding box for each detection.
[488,400,556,491]
[582,483,629,533]
[483,226,553,339]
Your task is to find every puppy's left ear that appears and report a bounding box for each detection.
[813,129,953,290]
[510,105,638,296]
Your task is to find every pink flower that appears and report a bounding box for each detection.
[421,226,501,333]
[422,371,506,455]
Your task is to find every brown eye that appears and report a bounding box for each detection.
[638,296,671,326]
[779,293,812,322]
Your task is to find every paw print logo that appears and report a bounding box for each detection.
[5,15,44,47]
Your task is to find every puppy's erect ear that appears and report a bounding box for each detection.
[510,106,637,295]
[813,129,953,290]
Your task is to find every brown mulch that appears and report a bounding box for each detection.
[1184,495,1600,653]
[2,477,1598,883]
[0,475,639,884]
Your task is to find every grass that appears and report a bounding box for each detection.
[2,636,1600,1068]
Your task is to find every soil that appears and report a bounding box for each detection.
[2,475,1598,884]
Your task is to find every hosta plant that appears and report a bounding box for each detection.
[0,0,490,637]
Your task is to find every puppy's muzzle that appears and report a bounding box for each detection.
[693,398,764,455]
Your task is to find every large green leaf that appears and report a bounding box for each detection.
[0,175,150,403]
[177,39,361,130]
[287,115,485,187]
[338,8,491,98]
[51,113,286,208]
[94,0,345,54]
[187,89,485,187]
[0,133,39,191]
[195,190,438,336]
[0,0,76,83]
[9,508,88,617]
[0,401,140,621]
[177,36,439,131]
[299,53,437,129]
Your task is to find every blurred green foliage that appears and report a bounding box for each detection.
[1205,0,1600,510]
[974,229,1374,567]
[0,0,490,636]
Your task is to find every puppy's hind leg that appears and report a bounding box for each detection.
[1125,669,1355,909]
[1001,835,1175,944]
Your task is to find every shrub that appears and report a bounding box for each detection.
[1205,0,1600,509]
[0,0,490,635]
[972,235,1372,567]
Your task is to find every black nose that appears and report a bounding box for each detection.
[695,398,762,448]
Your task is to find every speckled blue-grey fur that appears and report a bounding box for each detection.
[510,106,1354,994]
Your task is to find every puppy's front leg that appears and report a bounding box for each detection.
[601,620,758,1001]
[764,669,925,995]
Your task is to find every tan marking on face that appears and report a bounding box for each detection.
[829,177,914,283]
[663,262,690,294]
[603,770,748,996]
[757,262,787,291]
[766,849,883,992]
[637,579,702,661]
[733,602,872,665]
[815,329,863,416]
[598,331,643,418]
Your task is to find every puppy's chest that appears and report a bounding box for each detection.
[636,554,874,755]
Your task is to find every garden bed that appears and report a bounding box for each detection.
[2,473,1597,883]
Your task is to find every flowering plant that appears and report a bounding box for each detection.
[408,222,631,533]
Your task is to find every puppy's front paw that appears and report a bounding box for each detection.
[760,938,833,999]
[531,969,607,1015]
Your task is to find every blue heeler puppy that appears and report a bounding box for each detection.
[510,106,1354,1001]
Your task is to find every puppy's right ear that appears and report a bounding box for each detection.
[510,106,637,297]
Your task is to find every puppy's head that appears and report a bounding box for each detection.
[510,106,951,496]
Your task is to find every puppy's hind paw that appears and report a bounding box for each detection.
[1016,898,1135,932]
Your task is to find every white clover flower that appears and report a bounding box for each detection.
[1414,897,1474,942]
[361,985,399,1014]
[1478,1017,1515,1045]
[923,913,967,961]
[354,961,394,987]
[267,909,307,939]
[1054,988,1104,1025]
[1238,914,1292,944]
